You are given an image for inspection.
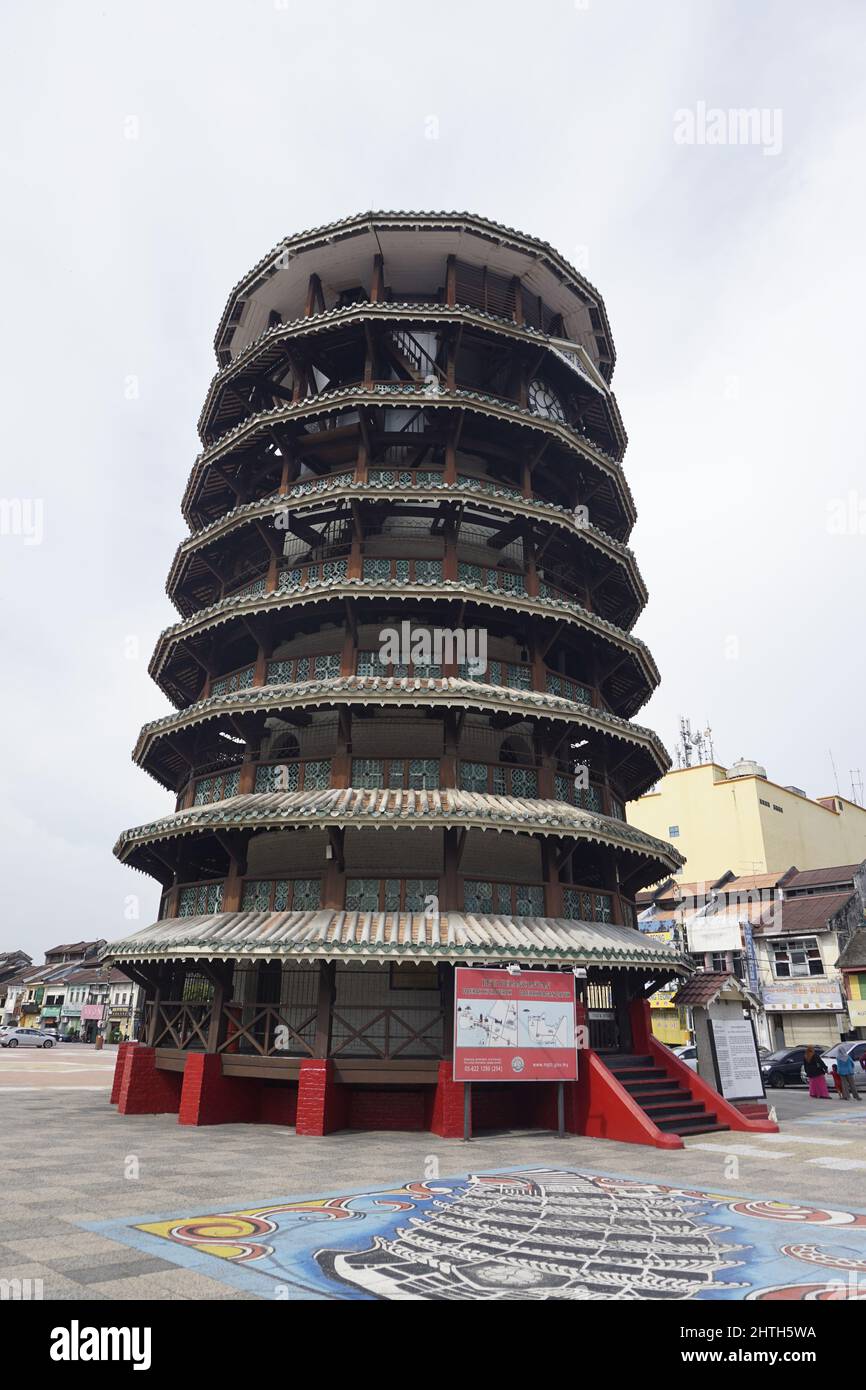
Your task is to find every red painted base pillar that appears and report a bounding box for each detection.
[117,1046,182,1116]
[629,995,653,1053]
[110,1041,137,1105]
[296,1059,347,1136]
[178,1052,259,1126]
[428,1061,466,1138]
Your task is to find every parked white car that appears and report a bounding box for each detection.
[672,1043,699,1071]
[0,1026,56,1048]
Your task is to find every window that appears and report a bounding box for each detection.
[668,825,680,837]
[771,936,824,979]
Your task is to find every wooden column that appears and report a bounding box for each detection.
[445,255,456,307]
[313,961,336,1057]
[541,840,564,917]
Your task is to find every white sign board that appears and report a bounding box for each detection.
[709,1018,764,1100]
[686,913,743,954]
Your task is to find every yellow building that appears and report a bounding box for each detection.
[627,759,866,883]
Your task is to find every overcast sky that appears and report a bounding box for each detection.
[1,0,863,960]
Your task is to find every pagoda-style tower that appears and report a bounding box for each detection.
[106,212,699,1140]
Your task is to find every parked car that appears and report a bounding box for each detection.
[822,1042,866,1088]
[672,1043,698,1071]
[761,1045,809,1088]
[0,1026,57,1048]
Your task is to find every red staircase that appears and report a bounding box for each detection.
[604,1053,729,1138]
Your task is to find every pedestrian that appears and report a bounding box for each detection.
[835,1048,861,1102]
[803,1045,830,1099]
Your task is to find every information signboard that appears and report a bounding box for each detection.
[708,1017,765,1100]
[453,968,577,1082]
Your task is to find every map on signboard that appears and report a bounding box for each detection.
[456,999,518,1047]
[520,1005,571,1048]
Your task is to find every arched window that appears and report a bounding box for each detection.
[270,730,300,760]
[499,736,532,766]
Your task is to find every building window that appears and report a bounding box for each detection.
[178,882,223,916]
[771,936,824,979]
[241,879,321,912]
[345,878,438,912]
[562,888,613,923]
[668,825,680,837]
[463,881,544,916]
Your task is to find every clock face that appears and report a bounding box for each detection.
[528,378,566,424]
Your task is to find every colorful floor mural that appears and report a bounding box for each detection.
[85,1167,866,1300]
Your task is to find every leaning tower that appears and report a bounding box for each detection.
[110,214,683,1132]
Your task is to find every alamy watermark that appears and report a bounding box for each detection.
[674,102,783,157]
[0,498,43,546]
[378,621,487,676]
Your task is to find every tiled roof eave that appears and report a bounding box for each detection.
[113,788,685,871]
[133,675,671,788]
[200,303,623,446]
[167,481,646,614]
[211,210,616,368]
[148,578,660,692]
[102,909,686,970]
[181,387,634,528]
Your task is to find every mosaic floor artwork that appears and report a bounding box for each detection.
[85,1167,866,1300]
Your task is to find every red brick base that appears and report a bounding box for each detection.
[117,1045,183,1115]
[428,1061,466,1137]
[110,1041,137,1105]
[296,1059,347,1135]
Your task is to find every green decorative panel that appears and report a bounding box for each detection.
[266,659,293,684]
[193,769,239,805]
[345,878,381,911]
[464,880,493,913]
[594,893,613,923]
[459,762,489,793]
[357,650,387,677]
[510,766,538,797]
[315,653,341,679]
[178,882,223,917]
[211,666,255,697]
[554,774,573,805]
[515,885,544,915]
[404,879,438,912]
[363,558,391,581]
[292,879,321,911]
[303,759,331,790]
[255,763,299,793]
[408,759,439,789]
[241,880,272,911]
[415,560,442,584]
[507,663,531,690]
[352,759,384,788]
[458,562,482,587]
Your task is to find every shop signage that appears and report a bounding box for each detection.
[81,1004,106,1021]
[453,968,576,1082]
[761,979,843,1012]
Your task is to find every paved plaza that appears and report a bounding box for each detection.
[3,1044,866,1300]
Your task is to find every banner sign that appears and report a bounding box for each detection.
[742,920,760,996]
[708,1018,765,1100]
[453,968,576,1082]
[761,979,843,1012]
